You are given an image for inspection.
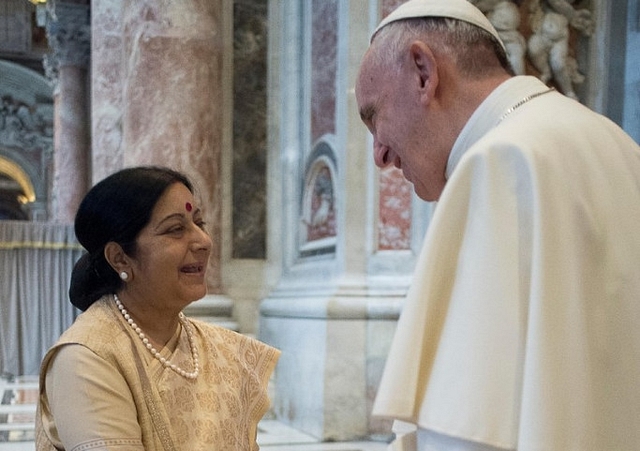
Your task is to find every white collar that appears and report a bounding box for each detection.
[446,76,550,179]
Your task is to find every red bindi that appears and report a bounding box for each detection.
[185,202,192,212]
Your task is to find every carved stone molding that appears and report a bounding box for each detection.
[0,95,54,155]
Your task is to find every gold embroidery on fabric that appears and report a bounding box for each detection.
[42,298,278,451]
[71,438,143,451]
[155,322,278,451]
[135,348,178,451]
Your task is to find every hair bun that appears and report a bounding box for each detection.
[68,253,99,311]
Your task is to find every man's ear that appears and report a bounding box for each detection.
[409,40,438,104]
[104,241,130,275]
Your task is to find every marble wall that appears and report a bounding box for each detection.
[232,0,268,259]
[91,0,125,182]
[261,313,398,441]
[311,0,338,143]
[260,0,411,441]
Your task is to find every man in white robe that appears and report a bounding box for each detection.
[355,1,640,450]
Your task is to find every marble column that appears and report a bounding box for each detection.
[45,1,91,223]
[91,0,226,301]
[91,0,125,182]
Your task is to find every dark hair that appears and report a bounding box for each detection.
[69,166,194,311]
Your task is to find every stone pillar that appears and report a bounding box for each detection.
[45,1,91,223]
[123,0,223,298]
[91,0,125,182]
[91,0,229,317]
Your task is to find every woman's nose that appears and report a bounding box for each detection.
[191,225,212,252]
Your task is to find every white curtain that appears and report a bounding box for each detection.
[0,221,83,376]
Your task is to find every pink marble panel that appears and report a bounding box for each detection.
[311,0,338,142]
[91,0,124,182]
[378,166,411,250]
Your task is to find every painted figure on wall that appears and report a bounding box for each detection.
[304,164,336,242]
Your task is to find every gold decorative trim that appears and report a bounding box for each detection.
[0,157,36,203]
[0,241,83,250]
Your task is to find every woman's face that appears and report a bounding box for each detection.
[126,182,212,310]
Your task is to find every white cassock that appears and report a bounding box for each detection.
[373,76,640,451]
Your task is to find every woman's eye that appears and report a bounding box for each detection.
[167,225,185,234]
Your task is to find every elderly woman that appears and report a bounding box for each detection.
[36,166,280,451]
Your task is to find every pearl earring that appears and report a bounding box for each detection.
[119,271,129,281]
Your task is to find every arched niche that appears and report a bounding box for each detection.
[299,135,338,258]
[0,59,54,220]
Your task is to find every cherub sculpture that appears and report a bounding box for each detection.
[488,1,527,75]
[527,0,594,100]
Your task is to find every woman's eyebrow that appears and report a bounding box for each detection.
[154,213,185,230]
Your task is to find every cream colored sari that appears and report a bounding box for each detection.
[36,296,280,451]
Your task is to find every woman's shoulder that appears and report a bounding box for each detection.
[40,298,130,379]
[55,297,126,351]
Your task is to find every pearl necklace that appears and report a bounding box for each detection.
[114,294,199,380]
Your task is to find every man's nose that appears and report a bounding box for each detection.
[373,139,393,168]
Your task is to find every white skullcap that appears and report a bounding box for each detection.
[372,0,506,50]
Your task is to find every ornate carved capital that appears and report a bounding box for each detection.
[44,1,91,83]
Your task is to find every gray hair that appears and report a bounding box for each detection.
[370,17,514,77]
